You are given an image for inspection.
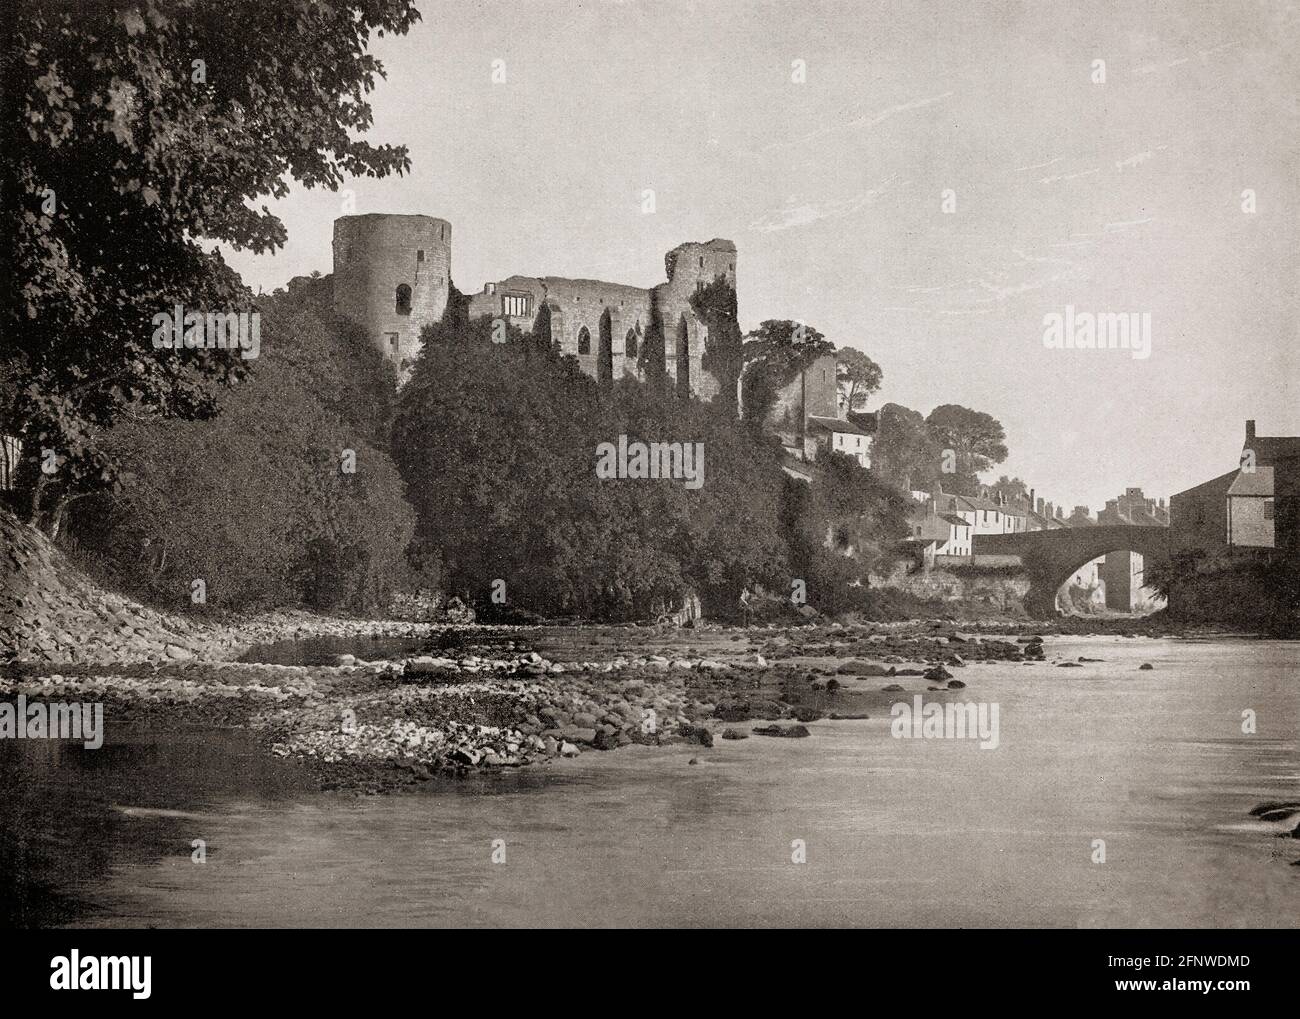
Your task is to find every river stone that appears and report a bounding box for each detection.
[752,724,810,738]
[1250,801,1300,816]
[678,723,714,747]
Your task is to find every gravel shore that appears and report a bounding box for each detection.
[1,615,1175,793]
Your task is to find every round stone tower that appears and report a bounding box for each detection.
[332,214,451,370]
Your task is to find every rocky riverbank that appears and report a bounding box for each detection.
[1,616,1179,794]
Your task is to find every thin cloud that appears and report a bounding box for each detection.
[1012,156,1063,173]
[753,91,953,153]
[1133,39,1242,75]
[1038,166,1101,184]
[1103,217,1155,233]
[748,180,896,233]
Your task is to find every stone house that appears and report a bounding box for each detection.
[1171,420,1299,555]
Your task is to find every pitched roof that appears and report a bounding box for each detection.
[846,411,879,434]
[1227,466,1274,497]
[807,415,869,436]
[1244,436,1300,468]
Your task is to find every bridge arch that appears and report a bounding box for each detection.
[972,525,1171,618]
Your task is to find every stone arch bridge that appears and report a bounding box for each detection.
[972,525,1171,618]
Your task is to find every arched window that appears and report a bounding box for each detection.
[625,328,638,358]
[395,284,412,315]
[577,326,591,355]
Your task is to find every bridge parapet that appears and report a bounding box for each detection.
[971,525,1171,617]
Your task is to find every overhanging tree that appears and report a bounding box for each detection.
[1,0,420,529]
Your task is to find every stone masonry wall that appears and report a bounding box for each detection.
[332,214,451,370]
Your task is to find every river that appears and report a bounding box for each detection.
[2,635,1296,927]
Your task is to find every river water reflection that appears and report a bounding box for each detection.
[2,636,1296,927]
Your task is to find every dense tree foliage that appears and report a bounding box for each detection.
[1,0,419,528]
[925,404,1009,494]
[835,347,883,413]
[739,319,835,425]
[393,317,792,619]
[690,275,744,411]
[787,451,911,601]
[63,277,416,612]
[871,403,941,493]
[989,475,1029,504]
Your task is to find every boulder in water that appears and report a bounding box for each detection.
[752,723,810,738]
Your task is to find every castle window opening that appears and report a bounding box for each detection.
[503,294,530,317]
[699,256,705,268]
[385,332,399,352]
[625,328,638,358]
[578,326,591,355]
[417,249,425,262]
[395,284,412,315]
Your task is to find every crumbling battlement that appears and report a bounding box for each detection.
[333,214,734,398]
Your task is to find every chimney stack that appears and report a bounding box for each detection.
[1246,419,1256,442]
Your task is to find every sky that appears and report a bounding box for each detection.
[222,0,1300,513]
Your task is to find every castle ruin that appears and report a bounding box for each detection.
[332,213,735,397]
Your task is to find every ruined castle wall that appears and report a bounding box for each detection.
[332,214,450,368]
[469,276,658,382]
[657,239,737,398]
[767,353,838,437]
[341,216,739,399]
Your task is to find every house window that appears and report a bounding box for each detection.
[577,326,591,354]
[1264,499,1275,520]
[503,294,530,317]
[417,249,425,262]
[395,284,412,315]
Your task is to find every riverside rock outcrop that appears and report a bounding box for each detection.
[1,507,216,665]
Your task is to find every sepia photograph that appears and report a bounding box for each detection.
[0,0,1296,990]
